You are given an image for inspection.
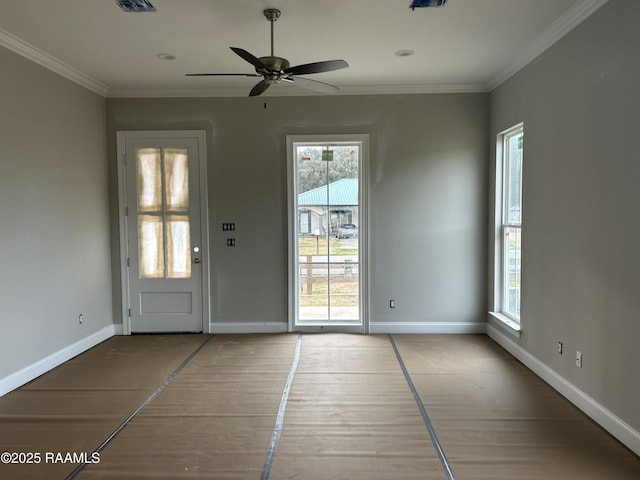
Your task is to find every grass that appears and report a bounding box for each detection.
[298,236,358,256]
[299,278,359,306]
[297,236,359,306]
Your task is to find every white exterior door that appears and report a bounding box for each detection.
[117,131,209,333]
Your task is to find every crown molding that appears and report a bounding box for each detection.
[107,83,488,98]
[0,28,109,97]
[336,83,489,96]
[107,87,251,98]
[487,0,609,91]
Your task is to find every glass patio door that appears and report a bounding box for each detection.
[288,135,367,331]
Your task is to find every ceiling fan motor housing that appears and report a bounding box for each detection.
[258,56,290,74]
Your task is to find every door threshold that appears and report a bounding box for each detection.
[294,325,364,334]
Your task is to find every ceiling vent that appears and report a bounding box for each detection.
[115,0,156,12]
[410,0,447,10]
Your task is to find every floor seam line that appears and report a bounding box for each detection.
[260,332,303,480]
[387,334,456,480]
[64,334,215,479]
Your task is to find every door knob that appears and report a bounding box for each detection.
[193,258,200,264]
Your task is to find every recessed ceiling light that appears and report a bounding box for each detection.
[394,50,415,57]
[156,53,177,61]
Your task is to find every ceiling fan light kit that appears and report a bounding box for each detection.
[186,9,349,97]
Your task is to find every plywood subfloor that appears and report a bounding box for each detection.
[0,333,638,479]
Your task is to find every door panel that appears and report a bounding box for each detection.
[119,133,205,333]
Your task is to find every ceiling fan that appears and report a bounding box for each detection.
[186,8,349,97]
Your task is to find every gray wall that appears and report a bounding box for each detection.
[489,0,640,432]
[0,47,112,380]
[106,93,489,329]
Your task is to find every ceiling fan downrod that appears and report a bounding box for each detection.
[263,8,281,57]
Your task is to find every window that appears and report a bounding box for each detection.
[498,124,523,322]
[136,147,191,279]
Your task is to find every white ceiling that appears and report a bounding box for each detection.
[0,0,607,98]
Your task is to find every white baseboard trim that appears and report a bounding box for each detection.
[209,322,488,335]
[113,323,124,335]
[210,322,288,334]
[487,324,640,457]
[369,322,487,335]
[0,324,116,397]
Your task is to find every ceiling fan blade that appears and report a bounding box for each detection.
[287,76,339,94]
[185,73,262,77]
[283,59,348,76]
[249,80,271,97]
[230,47,268,71]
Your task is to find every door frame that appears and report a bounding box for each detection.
[286,134,369,333]
[116,130,211,335]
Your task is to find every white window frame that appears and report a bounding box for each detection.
[491,123,523,333]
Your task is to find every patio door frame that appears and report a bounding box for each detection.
[286,134,369,333]
[116,130,211,335]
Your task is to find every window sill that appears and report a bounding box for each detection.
[489,312,521,339]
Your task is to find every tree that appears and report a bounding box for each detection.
[296,145,359,193]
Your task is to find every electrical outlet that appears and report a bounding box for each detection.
[576,351,582,368]
[558,341,563,354]
[389,299,396,309]
[222,223,236,231]
[226,238,236,247]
